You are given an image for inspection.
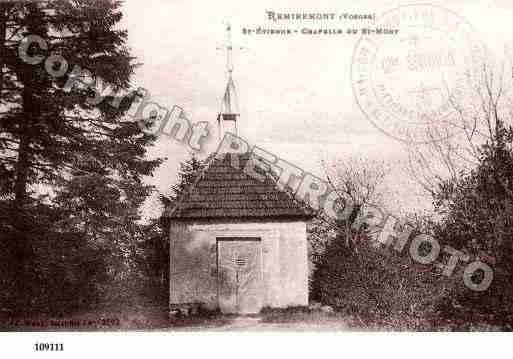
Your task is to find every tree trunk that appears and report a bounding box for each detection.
[14,88,33,207]
[0,5,6,98]
[14,130,30,205]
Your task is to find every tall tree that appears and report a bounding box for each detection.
[431,120,513,322]
[1,1,148,207]
[132,154,207,306]
[0,1,162,315]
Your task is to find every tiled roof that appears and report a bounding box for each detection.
[166,153,313,220]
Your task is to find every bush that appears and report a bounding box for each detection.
[310,234,454,330]
[0,202,111,318]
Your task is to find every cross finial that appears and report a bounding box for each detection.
[217,21,245,76]
[226,22,234,74]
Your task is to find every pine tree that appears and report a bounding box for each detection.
[0,1,162,315]
[1,1,148,206]
[136,154,205,306]
[161,154,206,209]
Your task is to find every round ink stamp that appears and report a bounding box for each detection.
[351,4,485,144]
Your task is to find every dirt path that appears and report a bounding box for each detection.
[199,315,351,331]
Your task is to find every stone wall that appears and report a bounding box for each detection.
[169,219,308,311]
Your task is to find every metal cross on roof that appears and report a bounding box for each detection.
[216,22,246,76]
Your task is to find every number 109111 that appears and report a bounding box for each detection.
[34,343,64,351]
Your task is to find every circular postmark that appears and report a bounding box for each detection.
[351,4,485,144]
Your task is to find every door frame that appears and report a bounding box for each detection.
[216,237,263,313]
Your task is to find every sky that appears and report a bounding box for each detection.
[119,0,513,219]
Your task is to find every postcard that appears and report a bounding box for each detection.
[1,0,511,357]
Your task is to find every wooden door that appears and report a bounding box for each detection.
[217,238,263,314]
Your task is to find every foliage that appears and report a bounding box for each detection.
[430,120,513,327]
[310,218,452,329]
[0,1,162,316]
[160,154,206,208]
[311,119,513,330]
[160,153,205,235]
[139,154,206,306]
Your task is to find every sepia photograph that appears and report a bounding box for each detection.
[1,0,512,356]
